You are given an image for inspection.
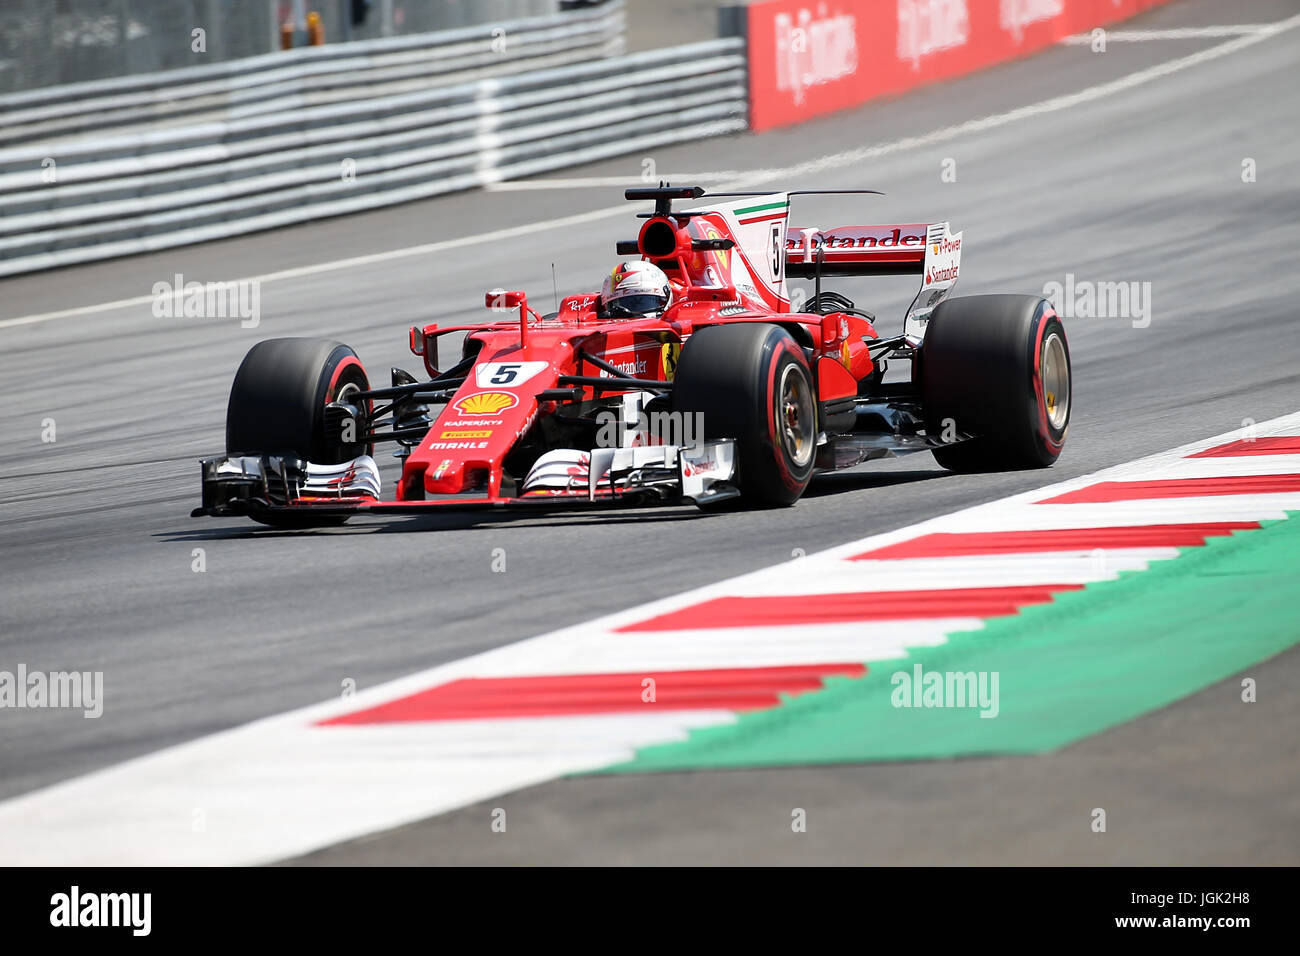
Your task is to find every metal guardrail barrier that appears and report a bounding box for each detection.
[0,28,745,278]
[0,0,563,95]
[0,2,620,146]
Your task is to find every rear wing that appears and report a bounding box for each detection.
[620,186,961,337]
[786,224,928,276]
[786,221,963,337]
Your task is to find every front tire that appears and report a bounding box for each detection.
[226,337,371,526]
[672,324,816,506]
[919,294,1070,472]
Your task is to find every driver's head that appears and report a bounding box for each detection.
[600,260,671,318]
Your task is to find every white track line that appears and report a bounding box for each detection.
[4,11,1298,332]
[466,622,962,676]
[485,174,743,190]
[1062,25,1272,44]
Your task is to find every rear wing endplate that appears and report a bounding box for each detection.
[786,221,962,338]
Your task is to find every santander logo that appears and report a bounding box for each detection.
[926,264,959,284]
[773,5,859,106]
[897,0,970,70]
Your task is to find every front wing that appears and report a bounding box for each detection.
[192,441,740,521]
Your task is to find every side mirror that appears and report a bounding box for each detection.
[821,312,848,347]
[411,323,439,377]
[485,290,526,310]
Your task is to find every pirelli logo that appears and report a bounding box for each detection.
[439,429,493,440]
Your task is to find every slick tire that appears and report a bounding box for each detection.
[672,323,816,506]
[226,337,371,527]
[918,295,1070,472]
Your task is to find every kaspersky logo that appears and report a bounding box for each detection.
[454,392,518,416]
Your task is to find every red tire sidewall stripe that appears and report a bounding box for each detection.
[324,352,371,455]
[1031,306,1067,454]
[327,354,365,400]
[764,337,811,492]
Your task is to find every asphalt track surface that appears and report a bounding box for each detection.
[2,0,1298,864]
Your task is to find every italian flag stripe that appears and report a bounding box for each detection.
[738,211,790,225]
[733,200,788,215]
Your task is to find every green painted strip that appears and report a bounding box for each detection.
[596,515,1299,773]
[733,200,788,215]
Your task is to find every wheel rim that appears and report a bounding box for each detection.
[1041,332,1070,431]
[329,377,370,460]
[335,380,362,408]
[778,364,815,467]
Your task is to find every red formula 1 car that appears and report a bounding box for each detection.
[194,185,1071,527]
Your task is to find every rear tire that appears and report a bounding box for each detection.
[226,337,371,526]
[919,295,1070,472]
[672,324,815,506]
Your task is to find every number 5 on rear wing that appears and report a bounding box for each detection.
[785,221,962,339]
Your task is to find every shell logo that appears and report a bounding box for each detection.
[454,391,518,416]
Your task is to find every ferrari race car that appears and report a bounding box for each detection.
[194,185,1071,527]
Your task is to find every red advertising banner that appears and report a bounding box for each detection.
[747,0,1180,131]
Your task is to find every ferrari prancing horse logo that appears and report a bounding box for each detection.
[661,342,681,381]
[704,226,730,269]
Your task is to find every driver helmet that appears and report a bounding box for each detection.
[600,260,672,318]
